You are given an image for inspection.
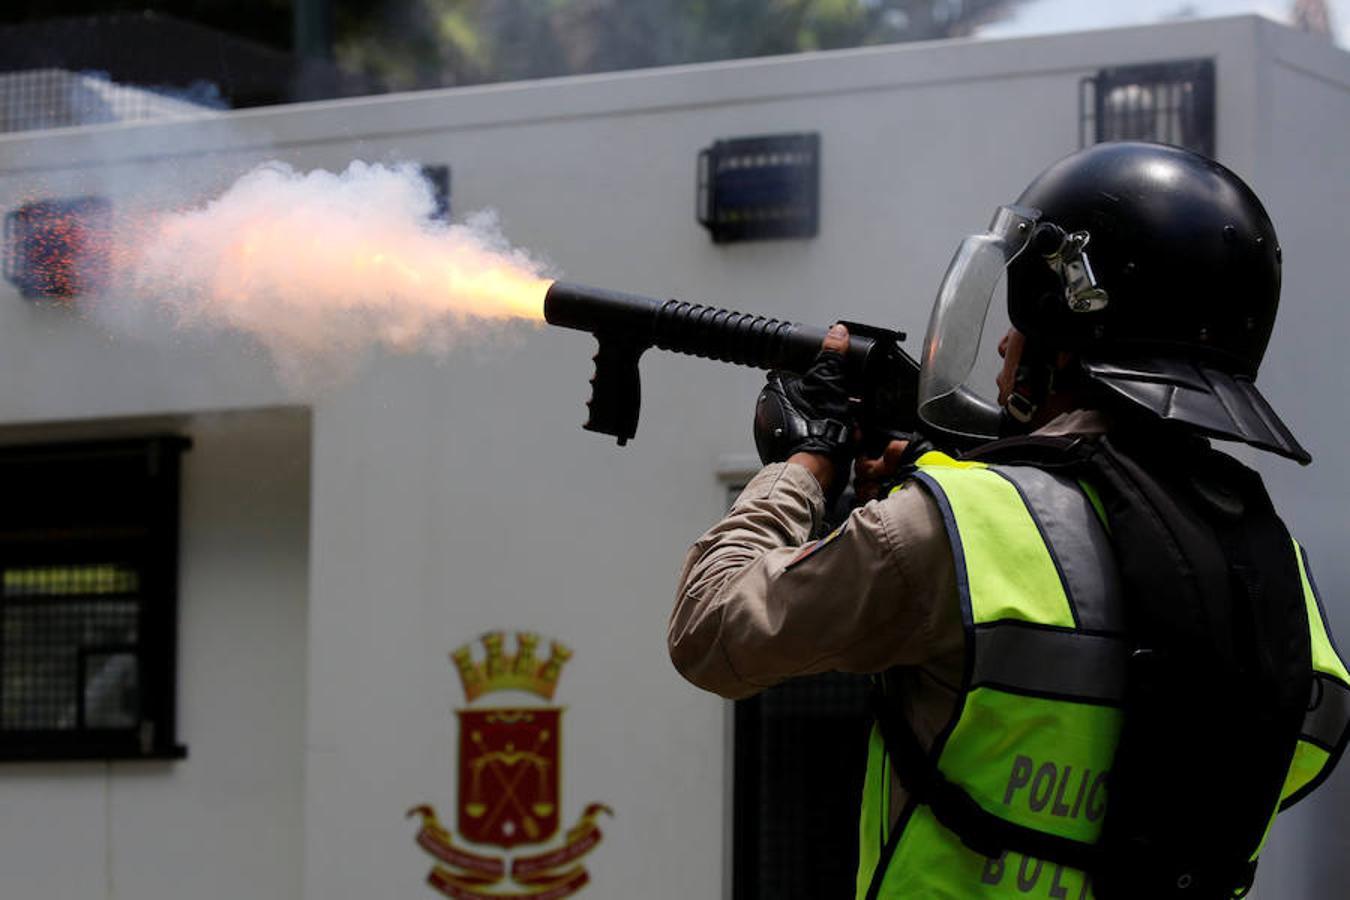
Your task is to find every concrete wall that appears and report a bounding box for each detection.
[0,14,1344,899]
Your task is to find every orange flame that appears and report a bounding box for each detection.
[181,215,552,325]
[117,161,555,369]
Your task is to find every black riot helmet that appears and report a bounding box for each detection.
[1007,141,1308,463]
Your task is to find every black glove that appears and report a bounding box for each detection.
[754,349,857,466]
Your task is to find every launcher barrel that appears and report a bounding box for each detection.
[543,281,914,445]
[544,281,886,376]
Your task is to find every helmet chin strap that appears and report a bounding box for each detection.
[1001,338,1061,433]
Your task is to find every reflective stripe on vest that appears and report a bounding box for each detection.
[858,453,1350,899]
[1279,541,1350,810]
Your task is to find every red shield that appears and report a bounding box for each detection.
[456,707,561,849]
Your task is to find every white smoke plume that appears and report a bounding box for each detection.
[94,160,552,387]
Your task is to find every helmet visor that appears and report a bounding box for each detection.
[918,205,1039,441]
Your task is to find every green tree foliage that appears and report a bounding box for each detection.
[336,0,1026,91]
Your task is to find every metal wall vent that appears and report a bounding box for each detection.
[3,195,111,299]
[697,132,820,244]
[421,164,451,222]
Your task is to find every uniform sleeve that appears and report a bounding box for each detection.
[669,462,960,699]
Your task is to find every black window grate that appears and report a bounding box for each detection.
[734,671,873,899]
[697,133,821,244]
[1,567,141,731]
[3,195,112,300]
[1080,58,1216,158]
[0,438,188,762]
[421,164,451,222]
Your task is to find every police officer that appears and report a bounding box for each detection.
[670,142,1350,899]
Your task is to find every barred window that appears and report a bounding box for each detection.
[1080,58,1217,158]
[0,437,189,761]
[733,673,873,899]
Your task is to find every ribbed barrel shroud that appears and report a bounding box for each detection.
[543,281,879,377]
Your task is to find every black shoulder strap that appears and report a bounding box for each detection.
[869,431,1308,899]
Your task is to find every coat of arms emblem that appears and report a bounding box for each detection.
[408,632,611,898]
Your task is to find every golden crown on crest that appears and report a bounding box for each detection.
[451,631,572,703]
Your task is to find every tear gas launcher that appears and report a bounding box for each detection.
[542,281,920,448]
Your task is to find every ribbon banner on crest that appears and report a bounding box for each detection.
[408,804,612,899]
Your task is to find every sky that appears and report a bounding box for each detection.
[975,0,1350,47]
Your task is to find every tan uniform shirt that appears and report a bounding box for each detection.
[669,410,1109,824]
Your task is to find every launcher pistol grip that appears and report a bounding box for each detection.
[586,333,650,445]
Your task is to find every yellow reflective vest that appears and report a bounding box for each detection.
[858,453,1350,899]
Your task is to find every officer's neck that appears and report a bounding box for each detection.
[1026,390,1089,432]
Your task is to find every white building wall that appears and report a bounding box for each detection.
[0,408,310,900]
[0,14,1344,900]
[1241,24,1350,899]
